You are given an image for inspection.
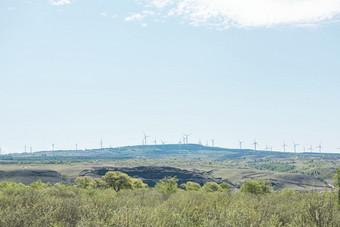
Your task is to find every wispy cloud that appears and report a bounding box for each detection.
[125,13,146,22]
[50,0,71,6]
[136,0,340,29]
[100,12,117,19]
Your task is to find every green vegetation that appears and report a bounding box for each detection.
[0,177,339,226]
[240,179,273,194]
[252,161,295,172]
[334,167,340,206]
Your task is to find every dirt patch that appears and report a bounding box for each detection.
[0,170,71,185]
[79,166,225,187]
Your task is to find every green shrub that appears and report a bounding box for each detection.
[181,181,201,191]
[155,177,178,194]
[220,182,231,192]
[102,171,134,192]
[75,176,95,189]
[240,179,272,194]
[202,182,222,192]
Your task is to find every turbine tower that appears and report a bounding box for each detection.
[239,140,243,149]
[282,142,288,152]
[211,139,215,147]
[293,143,299,153]
[76,144,78,151]
[100,139,103,149]
[316,143,322,153]
[308,145,314,153]
[183,133,191,144]
[52,144,55,151]
[143,133,150,146]
[265,144,269,151]
[153,138,157,146]
[160,139,166,150]
[253,140,258,151]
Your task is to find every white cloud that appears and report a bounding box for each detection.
[125,13,146,21]
[50,0,71,6]
[101,12,117,19]
[140,0,340,28]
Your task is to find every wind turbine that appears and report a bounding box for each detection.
[316,143,322,153]
[293,142,299,153]
[253,140,258,151]
[211,139,215,147]
[143,133,150,146]
[239,140,243,149]
[100,139,103,149]
[183,133,191,144]
[308,145,314,153]
[52,144,55,151]
[265,144,269,151]
[282,142,288,152]
[160,139,166,150]
[153,138,157,146]
[75,144,78,151]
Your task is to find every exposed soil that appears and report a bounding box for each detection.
[0,170,71,185]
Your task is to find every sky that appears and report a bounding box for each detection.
[1,0,340,154]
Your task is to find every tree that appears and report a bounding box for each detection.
[181,181,201,191]
[76,176,94,189]
[202,182,223,192]
[102,171,133,192]
[30,179,52,189]
[155,177,178,194]
[333,167,340,205]
[240,179,272,194]
[132,178,148,189]
[220,182,231,192]
[93,178,106,188]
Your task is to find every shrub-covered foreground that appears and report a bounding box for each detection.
[0,182,340,226]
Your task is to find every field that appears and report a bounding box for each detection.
[0,144,339,191]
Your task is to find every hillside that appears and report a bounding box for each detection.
[0,144,339,190]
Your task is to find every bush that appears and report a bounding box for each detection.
[220,182,231,192]
[75,176,94,189]
[240,179,272,194]
[155,177,178,194]
[102,171,134,192]
[202,182,223,192]
[181,181,201,191]
[132,178,148,189]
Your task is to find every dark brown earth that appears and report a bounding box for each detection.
[79,166,227,187]
[0,170,71,185]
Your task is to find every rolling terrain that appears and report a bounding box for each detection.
[0,144,339,190]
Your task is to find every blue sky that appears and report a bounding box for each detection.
[1,0,340,153]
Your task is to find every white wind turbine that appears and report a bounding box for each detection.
[293,142,299,153]
[143,133,150,146]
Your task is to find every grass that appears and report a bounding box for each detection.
[0,185,339,226]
